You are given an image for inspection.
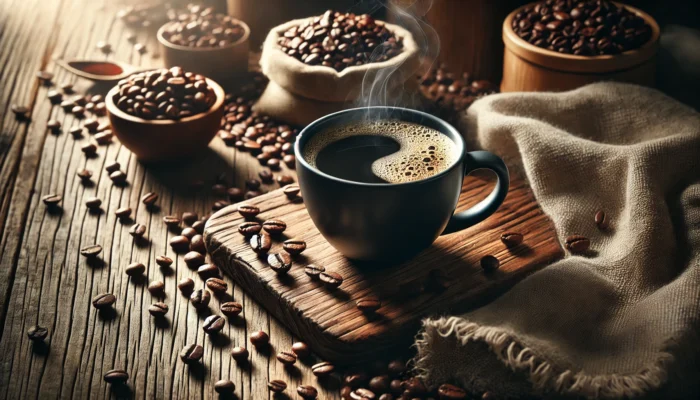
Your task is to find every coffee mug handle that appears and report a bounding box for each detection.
[442,151,510,235]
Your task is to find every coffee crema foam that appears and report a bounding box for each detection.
[303,120,460,183]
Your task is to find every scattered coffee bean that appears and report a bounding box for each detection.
[351,388,376,399]
[297,385,318,399]
[129,223,146,238]
[320,271,343,288]
[500,232,524,247]
[71,105,85,117]
[202,314,225,334]
[214,379,235,394]
[141,192,158,206]
[283,154,296,168]
[148,280,165,296]
[182,212,198,225]
[565,235,590,253]
[595,210,609,230]
[389,379,402,393]
[170,235,190,253]
[190,234,206,253]
[177,278,195,295]
[162,4,245,48]
[283,239,306,255]
[11,104,29,119]
[36,70,54,83]
[262,219,286,235]
[69,126,83,137]
[163,216,180,228]
[104,162,120,174]
[113,207,131,221]
[134,43,147,54]
[197,264,220,280]
[387,360,406,377]
[184,251,205,269]
[125,262,146,276]
[341,387,353,398]
[96,41,112,54]
[291,342,310,358]
[250,330,269,347]
[238,221,262,236]
[212,200,230,211]
[404,377,427,396]
[46,120,61,133]
[190,289,211,309]
[244,190,262,200]
[267,158,280,170]
[212,184,228,196]
[268,252,292,274]
[60,82,73,93]
[345,372,369,388]
[180,344,204,363]
[206,277,228,294]
[419,64,497,118]
[181,227,197,239]
[47,90,62,104]
[259,170,274,183]
[231,346,249,362]
[245,179,261,190]
[103,369,128,384]
[480,255,500,271]
[283,184,301,199]
[109,170,127,184]
[192,220,205,234]
[305,264,325,278]
[60,100,75,112]
[148,302,169,317]
[268,379,287,393]
[81,143,97,157]
[311,361,335,377]
[277,351,297,365]
[85,197,102,210]
[154,255,172,268]
[438,383,467,399]
[276,175,294,186]
[238,204,260,219]
[27,325,49,341]
[356,297,381,312]
[227,187,244,202]
[250,233,272,254]
[42,194,62,206]
[83,118,99,132]
[220,301,243,317]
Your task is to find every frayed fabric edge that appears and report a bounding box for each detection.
[413,316,674,399]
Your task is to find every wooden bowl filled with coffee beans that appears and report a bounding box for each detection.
[501,0,659,92]
[157,4,250,89]
[106,67,225,162]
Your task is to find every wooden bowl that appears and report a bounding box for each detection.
[157,19,250,90]
[501,2,660,92]
[105,78,225,162]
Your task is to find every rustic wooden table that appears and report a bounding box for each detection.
[0,1,343,398]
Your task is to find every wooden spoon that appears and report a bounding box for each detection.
[55,59,150,81]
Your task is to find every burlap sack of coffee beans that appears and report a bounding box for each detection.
[254,18,421,126]
[415,82,700,399]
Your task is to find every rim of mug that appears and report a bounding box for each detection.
[294,106,466,188]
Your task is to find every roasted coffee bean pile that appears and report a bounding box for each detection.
[511,0,652,55]
[277,10,404,71]
[113,67,216,120]
[418,64,497,118]
[162,4,246,48]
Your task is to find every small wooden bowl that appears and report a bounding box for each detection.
[105,78,225,162]
[501,2,660,92]
[157,19,250,90]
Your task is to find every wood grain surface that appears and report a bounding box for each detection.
[204,173,563,362]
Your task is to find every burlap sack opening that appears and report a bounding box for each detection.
[254,18,422,126]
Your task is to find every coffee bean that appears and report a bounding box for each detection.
[389,379,402,394]
[283,184,301,199]
[27,325,49,341]
[125,262,146,276]
[129,223,146,238]
[156,255,173,268]
[387,360,406,377]
[237,204,260,219]
[109,170,127,184]
[47,90,63,104]
[282,239,306,255]
[259,170,274,183]
[184,251,205,269]
[81,143,97,157]
[190,234,206,253]
[178,278,195,295]
[320,271,343,288]
[245,179,261,190]
[103,162,120,175]
[356,297,381,312]
[190,289,211,309]
[197,264,220,280]
[283,154,296,168]
[286,342,308,359]
[250,233,272,254]
[162,5,245,49]
[180,344,204,363]
[565,235,590,253]
[351,388,376,400]
[46,120,62,133]
[141,192,158,206]
[438,383,467,399]
[203,314,225,334]
[268,379,287,393]
[276,351,297,365]
[42,194,62,206]
[83,118,99,132]
[80,244,102,258]
[103,369,129,384]
[311,361,335,377]
[344,372,369,388]
[148,302,169,317]
[182,212,198,225]
[238,221,262,236]
[305,264,325,278]
[250,330,269,347]
[297,385,318,399]
[227,346,248,363]
[480,255,500,271]
[267,158,280,170]
[342,386,353,398]
[227,187,244,202]
[267,253,292,274]
[192,220,205,234]
[262,219,286,235]
[276,175,294,186]
[595,210,609,230]
[212,184,228,196]
[500,232,524,247]
[220,301,243,317]
[206,277,228,294]
[148,281,165,296]
[11,104,29,119]
[214,379,235,394]
[36,70,54,83]
[244,190,262,200]
[85,197,101,210]
[180,227,197,240]
[170,235,190,253]
[96,41,112,54]
[163,216,180,228]
[369,375,389,393]
[404,377,427,396]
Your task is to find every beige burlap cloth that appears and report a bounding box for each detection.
[414,83,700,399]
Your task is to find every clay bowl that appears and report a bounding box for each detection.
[157,19,250,90]
[105,77,225,162]
[501,2,660,92]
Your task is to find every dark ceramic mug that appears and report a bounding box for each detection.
[295,107,509,261]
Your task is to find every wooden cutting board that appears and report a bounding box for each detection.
[203,172,563,363]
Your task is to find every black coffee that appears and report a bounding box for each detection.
[303,120,459,184]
